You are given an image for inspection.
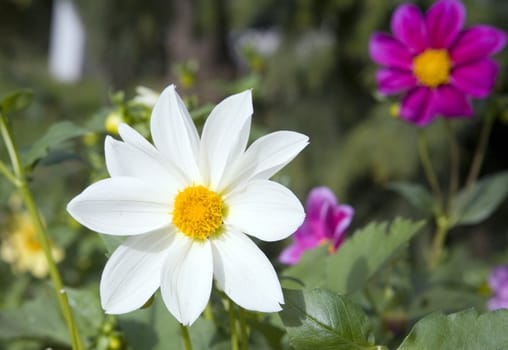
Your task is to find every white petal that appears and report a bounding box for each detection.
[150,85,200,182]
[105,136,183,193]
[222,131,309,191]
[100,229,174,314]
[225,180,305,241]
[67,177,171,236]
[211,229,283,312]
[160,234,213,326]
[199,90,253,190]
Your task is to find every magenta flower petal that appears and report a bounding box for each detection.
[329,205,354,249]
[434,85,473,118]
[376,68,418,95]
[400,87,438,126]
[426,0,465,49]
[278,242,305,265]
[452,58,499,98]
[306,187,337,221]
[488,296,508,311]
[450,25,508,65]
[369,33,413,70]
[391,4,428,54]
[489,265,508,291]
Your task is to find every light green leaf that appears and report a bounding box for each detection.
[279,288,379,350]
[452,171,508,226]
[325,218,424,294]
[0,90,33,114]
[0,290,69,345]
[66,287,104,338]
[388,182,435,216]
[281,245,328,289]
[23,121,90,166]
[398,309,508,350]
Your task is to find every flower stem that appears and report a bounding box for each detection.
[238,307,249,350]
[0,160,19,186]
[429,216,449,269]
[180,324,193,350]
[464,111,495,194]
[417,129,443,213]
[0,113,84,350]
[444,120,460,215]
[227,297,239,350]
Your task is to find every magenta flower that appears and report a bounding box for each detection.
[488,265,508,310]
[279,187,354,265]
[369,0,507,126]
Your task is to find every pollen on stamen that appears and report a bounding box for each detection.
[413,49,451,88]
[172,185,224,240]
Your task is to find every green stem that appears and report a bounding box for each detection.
[238,307,249,350]
[417,130,443,213]
[464,112,495,194]
[228,297,239,350]
[429,216,449,269]
[180,324,193,350]
[0,160,19,186]
[444,120,460,215]
[0,113,84,350]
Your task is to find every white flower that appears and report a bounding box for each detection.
[132,86,160,107]
[67,85,308,325]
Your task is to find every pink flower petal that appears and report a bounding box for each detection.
[426,0,465,49]
[376,68,418,95]
[391,4,428,54]
[451,58,499,98]
[329,205,354,249]
[278,242,305,265]
[400,87,438,126]
[306,187,337,221]
[369,33,413,70]
[434,85,473,118]
[450,25,508,65]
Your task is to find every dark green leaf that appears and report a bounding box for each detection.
[324,218,424,294]
[279,288,378,350]
[388,182,435,216]
[23,121,89,166]
[398,309,508,350]
[66,287,104,338]
[0,90,33,114]
[452,171,508,226]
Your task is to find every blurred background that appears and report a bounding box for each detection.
[1,0,508,348]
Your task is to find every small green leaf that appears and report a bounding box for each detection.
[452,171,508,226]
[324,218,424,294]
[23,121,89,166]
[388,182,435,215]
[0,90,33,114]
[397,309,508,350]
[66,287,104,338]
[281,245,328,288]
[279,288,376,350]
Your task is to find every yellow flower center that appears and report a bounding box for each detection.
[413,49,451,88]
[172,185,224,240]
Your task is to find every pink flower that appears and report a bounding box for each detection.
[279,187,354,265]
[488,265,508,310]
[369,0,507,126]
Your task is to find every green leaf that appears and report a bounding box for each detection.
[324,218,424,294]
[281,245,328,289]
[0,90,33,114]
[66,287,104,339]
[0,290,69,345]
[388,182,435,216]
[23,121,90,166]
[279,288,378,350]
[452,171,508,226]
[397,309,508,350]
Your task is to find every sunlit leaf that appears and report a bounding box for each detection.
[397,309,508,350]
[279,288,380,350]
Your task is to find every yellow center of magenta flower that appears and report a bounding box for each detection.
[172,185,224,240]
[413,49,451,88]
